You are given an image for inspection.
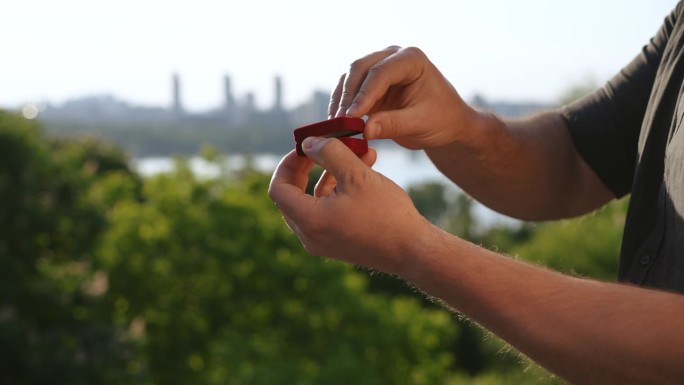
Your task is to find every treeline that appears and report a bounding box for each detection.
[1,110,626,384]
[40,119,295,157]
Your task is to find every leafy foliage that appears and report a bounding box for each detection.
[97,166,459,385]
[1,111,457,384]
[44,119,295,157]
[511,200,626,281]
[0,110,141,384]
[1,109,628,385]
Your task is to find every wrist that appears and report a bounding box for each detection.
[425,109,505,166]
[395,221,460,283]
[430,107,494,152]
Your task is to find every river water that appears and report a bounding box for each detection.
[134,146,449,188]
[133,145,517,227]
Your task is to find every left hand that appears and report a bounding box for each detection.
[328,46,477,150]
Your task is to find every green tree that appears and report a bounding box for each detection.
[1,111,463,384]
[2,106,626,385]
[96,163,459,385]
[0,110,143,384]
[409,182,449,225]
[512,199,627,281]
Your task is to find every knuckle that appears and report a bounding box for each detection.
[367,62,385,78]
[348,169,378,189]
[348,58,365,74]
[387,114,402,131]
[339,90,355,105]
[353,87,371,107]
[366,63,388,87]
[319,137,340,156]
[401,46,426,59]
[340,88,354,99]
[382,115,401,138]
[385,45,402,53]
[346,170,364,187]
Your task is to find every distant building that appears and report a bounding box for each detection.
[35,76,552,143]
[224,75,235,111]
[38,94,174,125]
[289,90,329,127]
[244,92,256,113]
[273,76,283,111]
[172,73,183,114]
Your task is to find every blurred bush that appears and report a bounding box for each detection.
[1,109,625,384]
[0,111,456,384]
[97,160,458,385]
[0,110,141,384]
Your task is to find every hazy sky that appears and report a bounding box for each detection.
[1,0,677,112]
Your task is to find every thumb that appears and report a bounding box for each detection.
[302,137,370,187]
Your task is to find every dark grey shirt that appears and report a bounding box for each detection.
[562,2,684,293]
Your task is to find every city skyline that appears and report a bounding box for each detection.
[31,71,550,158]
[28,72,550,122]
[23,73,328,123]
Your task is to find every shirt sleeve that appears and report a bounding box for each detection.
[560,3,680,197]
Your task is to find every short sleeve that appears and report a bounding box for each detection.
[560,4,679,197]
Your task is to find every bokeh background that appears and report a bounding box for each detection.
[0,1,673,384]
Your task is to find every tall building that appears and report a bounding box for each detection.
[273,76,283,111]
[245,92,256,112]
[224,75,235,111]
[172,73,183,114]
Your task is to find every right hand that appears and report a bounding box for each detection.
[329,46,480,150]
[268,137,436,275]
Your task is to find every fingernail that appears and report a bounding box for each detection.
[303,136,324,152]
[364,121,380,139]
[346,103,359,116]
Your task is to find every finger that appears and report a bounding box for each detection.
[268,150,317,221]
[328,73,346,119]
[314,147,377,197]
[314,170,336,197]
[346,46,427,118]
[336,45,401,118]
[360,146,378,168]
[363,107,424,143]
[270,150,315,193]
[302,137,372,191]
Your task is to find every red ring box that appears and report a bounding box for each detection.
[293,117,368,157]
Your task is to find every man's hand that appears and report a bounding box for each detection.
[329,46,481,150]
[268,136,433,275]
[329,45,614,220]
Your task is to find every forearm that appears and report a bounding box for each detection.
[270,127,684,384]
[403,228,684,385]
[425,111,613,220]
